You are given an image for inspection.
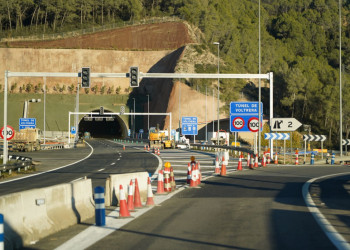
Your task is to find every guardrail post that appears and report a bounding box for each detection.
[94,186,106,226]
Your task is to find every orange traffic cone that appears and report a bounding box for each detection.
[197,162,201,184]
[157,148,161,156]
[237,154,243,171]
[134,178,143,208]
[262,153,266,167]
[254,154,259,168]
[220,162,227,176]
[215,156,220,174]
[156,170,165,194]
[146,177,155,206]
[187,163,192,184]
[119,185,131,218]
[267,153,271,164]
[144,145,146,150]
[123,145,125,150]
[274,152,278,164]
[170,167,176,190]
[147,145,150,151]
[127,180,135,211]
[247,153,250,167]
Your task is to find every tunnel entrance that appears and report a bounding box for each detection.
[78,109,127,139]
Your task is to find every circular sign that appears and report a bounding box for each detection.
[232,117,245,130]
[248,117,260,132]
[0,125,15,140]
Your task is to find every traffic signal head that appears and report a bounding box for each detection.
[81,67,91,88]
[130,66,139,87]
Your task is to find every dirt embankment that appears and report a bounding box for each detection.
[2,22,193,50]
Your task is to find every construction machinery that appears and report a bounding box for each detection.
[149,126,175,149]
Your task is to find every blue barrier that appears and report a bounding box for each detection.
[0,214,4,250]
[310,153,315,165]
[94,186,105,226]
[331,153,335,165]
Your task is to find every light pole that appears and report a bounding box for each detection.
[133,98,135,138]
[205,86,207,142]
[147,94,150,138]
[258,0,262,156]
[179,82,181,139]
[213,42,220,145]
[339,0,343,158]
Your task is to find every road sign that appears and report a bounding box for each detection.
[230,102,263,132]
[171,129,176,136]
[19,118,36,130]
[71,126,76,135]
[128,129,131,136]
[265,133,290,140]
[139,129,144,134]
[270,118,302,131]
[342,139,350,145]
[303,135,326,141]
[182,116,198,135]
[0,125,15,140]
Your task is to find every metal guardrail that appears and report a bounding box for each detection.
[0,154,33,175]
[188,143,257,158]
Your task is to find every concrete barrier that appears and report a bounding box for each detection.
[106,172,149,206]
[0,179,94,248]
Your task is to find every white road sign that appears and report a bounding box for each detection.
[270,118,302,132]
[248,117,259,132]
[0,125,15,140]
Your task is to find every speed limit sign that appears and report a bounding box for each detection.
[0,125,15,140]
[232,117,245,130]
[248,117,259,132]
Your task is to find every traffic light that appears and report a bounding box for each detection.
[130,66,139,87]
[81,67,90,88]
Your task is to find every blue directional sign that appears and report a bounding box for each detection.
[182,117,198,135]
[230,102,263,132]
[71,126,77,135]
[128,129,131,136]
[139,129,144,134]
[264,133,290,140]
[19,118,36,130]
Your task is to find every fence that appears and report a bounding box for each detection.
[0,154,33,176]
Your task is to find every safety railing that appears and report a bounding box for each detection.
[0,155,33,177]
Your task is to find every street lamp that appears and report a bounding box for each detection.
[213,42,220,145]
[147,94,150,138]
[24,98,41,118]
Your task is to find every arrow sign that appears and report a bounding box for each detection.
[303,135,326,141]
[270,118,302,131]
[342,139,350,145]
[264,133,290,140]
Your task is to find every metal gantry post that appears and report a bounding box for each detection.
[3,71,8,164]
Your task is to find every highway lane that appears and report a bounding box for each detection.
[0,139,158,196]
[88,165,350,250]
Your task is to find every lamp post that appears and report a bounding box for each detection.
[147,94,150,138]
[133,98,135,138]
[179,82,181,139]
[213,42,220,145]
[339,0,343,159]
[258,0,262,156]
[205,86,207,142]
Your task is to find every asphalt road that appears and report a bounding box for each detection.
[0,139,158,195]
[86,165,350,250]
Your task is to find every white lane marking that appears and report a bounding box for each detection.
[98,169,105,172]
[117,158,120,161]
[302,172,350,250]
[110,163,116,165]
[0,142,94,185]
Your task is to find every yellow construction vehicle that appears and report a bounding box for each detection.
[149,126,175,149]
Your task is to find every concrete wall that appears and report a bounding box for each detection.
[106,172,149,206]
[0,179,94,249]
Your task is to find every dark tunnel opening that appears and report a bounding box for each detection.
[78,110,126,139]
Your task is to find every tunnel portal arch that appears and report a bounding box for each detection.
[78,109,128,139]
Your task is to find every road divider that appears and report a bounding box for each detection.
[0,178,94,247]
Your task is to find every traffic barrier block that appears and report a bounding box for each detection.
[94,186,105,226]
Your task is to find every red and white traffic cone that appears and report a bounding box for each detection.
[170,167,176,191]
[144,145,146,150]
[262,153,266,167]
[146,177,155,206]
[164,172,171,192]
[156,170,165,194]
[197,162,201,183]
[220,161,227,176]
[147,145,150,151]
[295,151,299,165]
[127,180,135,211]
[247,153,250,167]
[187,163,192,184]
[254,154,259,168]
[274,152,278,164]
[215,156,220,174]
[134,178,143,209]
[123,145,125,150]
[157,148,161,156]
[119,185,131,218]
[249,157,254,169]
[267,153,271,164]
[237,154,243,171]
[190,164,197,187]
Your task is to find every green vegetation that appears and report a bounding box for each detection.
[1,0,350,148]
